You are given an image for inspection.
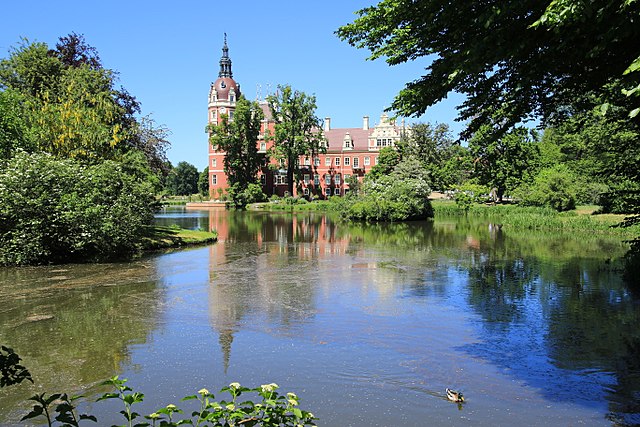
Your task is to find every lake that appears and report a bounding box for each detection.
[1,207,639,426]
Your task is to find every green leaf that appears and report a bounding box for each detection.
[630,108,640,118]
[97,392,119,401]
[623,56,640,75]
[181,395,198,401]
[292,408,303,418]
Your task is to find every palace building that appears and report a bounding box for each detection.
[207,37,407,199]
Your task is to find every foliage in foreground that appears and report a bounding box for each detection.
[0,151,157,265]
[20,377,316,427]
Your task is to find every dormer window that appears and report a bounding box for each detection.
[343,133,353,149]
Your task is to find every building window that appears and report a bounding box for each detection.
[276,175,288,185]
[325,157,331,166]
[314,174,320,185]
[211,158,217,168]
[364,157,370,166]
[303,188,309,196]
[211,175,217,185]
[325,188,331,197]
[230,94,235,102]
[344,174,351,183]
[374,156,378,165]
[335,174,341,185]
[211,111,217,122]
[260,174,266,185]
[344,157,350,166]
[314,157,320,166]
[303,174,310,184]
[353,157,360,167]
[260,141,266,151]
[334,188,341,195]
[304,157,310,166]
[324,174,331,185]
[335,157,341,166]
[229,111,234,120]
[376,138,381,147]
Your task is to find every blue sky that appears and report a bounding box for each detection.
[1,0,465,170]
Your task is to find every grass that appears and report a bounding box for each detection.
[431,200,639,239]
[141,225,217,250]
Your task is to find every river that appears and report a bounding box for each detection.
[1,207,639,426]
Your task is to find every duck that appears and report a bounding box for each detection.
[446,388,465,403]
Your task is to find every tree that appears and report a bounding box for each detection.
[399,122,459,190]
[267,85,325,196]
[469,126,540,201]
[337,0,640,139]
[366,146,400,181]
[515,164,578,211]
[208,96,266,201]
[198,166,209,197]
[166,161,199,196]
[0,152,156,265]
[0,35,154,165]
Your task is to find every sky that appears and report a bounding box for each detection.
[1,0,465,170]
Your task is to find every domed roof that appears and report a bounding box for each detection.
[212,35,240,101]
[213,77,239,101]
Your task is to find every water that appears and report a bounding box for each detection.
[1,207,639,426]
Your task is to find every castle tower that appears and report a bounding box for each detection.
[208,34,241,198]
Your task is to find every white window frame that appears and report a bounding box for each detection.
[353,157,360,167]
[303,174,310,184]
[314,157,320,166]
[335,174,341,185]
[335,157,340,166]
[364,157,370,166]
[211,175,217,185]
[324,174,331,185]
[334,188,341,195]
[344,157,350,166]
[314,174,320,185]
[325,188,331,196]
[325,157,331,166]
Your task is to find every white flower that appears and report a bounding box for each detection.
[229,382,241,389]
[198,388,209,395]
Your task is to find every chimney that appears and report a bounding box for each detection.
[363,116,369,130]
[324,117,331,131]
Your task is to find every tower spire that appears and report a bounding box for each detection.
[218,33,233,78]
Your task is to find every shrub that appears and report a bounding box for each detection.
[0,152,156,265]
[339,176,433,222]
[515,164,577,212]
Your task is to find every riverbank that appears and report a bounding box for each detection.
[141,226,217,250]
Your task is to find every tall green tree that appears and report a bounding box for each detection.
[208,96,266,191]
[166,161,199,196]
[337,0,640,138]
[399,122,460,190]
[267,85,325,196]
[469,126,540,201]
[198,166,210,197]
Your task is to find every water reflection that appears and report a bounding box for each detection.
[0,261,163,422]
[1,208,639,426]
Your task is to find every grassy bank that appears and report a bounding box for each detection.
[432,200,639,239]
[141,226,217,250]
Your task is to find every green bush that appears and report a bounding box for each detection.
[515,164,577,212]
[0,152,156,265]
[339,176,433,222]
